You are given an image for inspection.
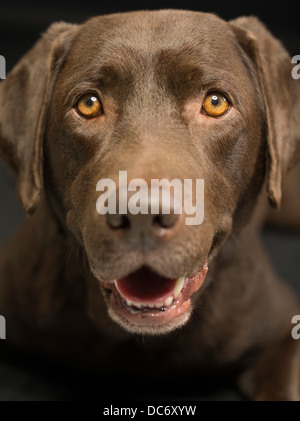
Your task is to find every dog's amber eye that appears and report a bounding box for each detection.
[202,92,229,117]
[76,94,102,118]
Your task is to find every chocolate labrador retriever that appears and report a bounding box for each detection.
[0,10,300,400]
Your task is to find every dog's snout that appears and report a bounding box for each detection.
[153,212,179,229]
[105,187,184,246]
[106,208,180,231]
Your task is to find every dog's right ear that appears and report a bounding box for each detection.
[230,17,300,209]
[0,22,78,214]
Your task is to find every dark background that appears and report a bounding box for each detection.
[0,0,299,401]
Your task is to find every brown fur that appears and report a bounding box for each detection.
[0,10,300,400]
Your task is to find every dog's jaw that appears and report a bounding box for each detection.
[99,261,208,335]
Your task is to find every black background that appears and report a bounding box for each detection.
[0,0,299,402]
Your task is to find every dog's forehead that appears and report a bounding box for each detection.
[85,10,230,48]
[68,10,238,73]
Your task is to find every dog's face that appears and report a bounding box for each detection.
[1,10,299,335]
[45,11,265,334]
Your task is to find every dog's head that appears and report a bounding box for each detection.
[0,10,299,335]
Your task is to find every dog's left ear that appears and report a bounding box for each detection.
[0,22,78,214]
[230,16,300,208]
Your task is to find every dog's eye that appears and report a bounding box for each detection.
[202,92,229,117]
[76,94,102,118]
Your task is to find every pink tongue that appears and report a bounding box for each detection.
[116,268,177,303]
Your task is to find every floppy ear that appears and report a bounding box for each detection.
[0,22,78,214]
[230,16,300,208]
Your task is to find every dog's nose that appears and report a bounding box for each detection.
[105,188,184,245]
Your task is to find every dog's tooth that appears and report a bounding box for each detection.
[122,296,176,310]
[114,280,120,292]
[164,296,173,307]
[173,277,185,299]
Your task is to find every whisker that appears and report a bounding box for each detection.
[229,232,241,248]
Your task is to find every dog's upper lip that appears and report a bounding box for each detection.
[98,256,208,289]
[100,261,208,293]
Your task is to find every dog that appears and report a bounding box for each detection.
[0,9,299,400]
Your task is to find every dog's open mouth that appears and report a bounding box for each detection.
[100,260,208,331]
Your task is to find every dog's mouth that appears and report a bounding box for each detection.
[100,260,208,333]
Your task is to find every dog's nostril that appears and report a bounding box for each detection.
[106,213,130,230]
[153,213,179,229]
[106,211,180,232]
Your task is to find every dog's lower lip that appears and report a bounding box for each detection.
[100,260,208,328]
